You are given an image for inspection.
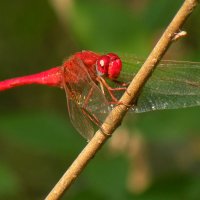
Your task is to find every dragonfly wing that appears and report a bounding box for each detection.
[122,57,200,113]
[63,58,111,140]
[135,61,200,112]
[66,95,94,140]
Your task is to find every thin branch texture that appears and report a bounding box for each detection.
[45,0,199,199]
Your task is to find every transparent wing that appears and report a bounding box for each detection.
[113,55,200,113]
[62,58,111,140]
[135,60,200,113]
[66,96,94,140]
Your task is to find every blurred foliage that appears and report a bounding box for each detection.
[0,0,200,199]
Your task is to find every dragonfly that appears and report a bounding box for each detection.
[0,50,200,140]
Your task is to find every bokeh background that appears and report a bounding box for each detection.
[0,0,200,199]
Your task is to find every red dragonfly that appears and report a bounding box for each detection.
[1,51,200,140]
[0,51,124,140]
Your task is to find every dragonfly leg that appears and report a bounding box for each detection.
[81,86,103,127]
[112,80,131,96]
[112,79,130,87]
[96,76,127,103]
[81,107,102,127]
[82,102,112,138]
[82,85,95,109]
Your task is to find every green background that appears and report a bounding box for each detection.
[0,0,200,199]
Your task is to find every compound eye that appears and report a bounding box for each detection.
[106,53,122,79]
[96,55,110,76]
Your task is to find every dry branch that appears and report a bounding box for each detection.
[45,0,199,199]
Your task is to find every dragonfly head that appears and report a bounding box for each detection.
[96,53,122,80]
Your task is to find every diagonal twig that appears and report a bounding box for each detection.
[45,0,199,199]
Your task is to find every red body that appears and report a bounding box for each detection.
[0,51,101,91]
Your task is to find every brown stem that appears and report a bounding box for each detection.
[45,1,199,199]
